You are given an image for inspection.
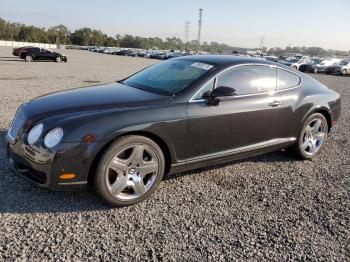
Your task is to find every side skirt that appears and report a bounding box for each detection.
[169,137,296,174]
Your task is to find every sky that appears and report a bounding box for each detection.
[0,0,349,50]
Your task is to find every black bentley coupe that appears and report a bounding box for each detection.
[6,56,341,206]
[19,47,68,62]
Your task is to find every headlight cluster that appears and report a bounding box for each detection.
[27,123,63,148]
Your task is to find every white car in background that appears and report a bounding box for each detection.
[291,58,311,70]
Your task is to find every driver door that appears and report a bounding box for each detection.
[186,65,284,160]
[39,49,53,60]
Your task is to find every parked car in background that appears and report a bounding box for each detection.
[12,46,33,56]
[298,58,323,73]
[325,60,350,75]
[263,56,279,62]
[277,57,299,67]
[19,47,68,62]
[314,59,340,74]
[165,51,185,59]
[291,58,312,70]
[149,51,167,60]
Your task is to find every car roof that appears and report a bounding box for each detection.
[175,55,275,67]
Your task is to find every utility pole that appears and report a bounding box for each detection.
[184,21,191,42]
[184,21,191,48]
[260,36,265,53]
[197,8,203,51]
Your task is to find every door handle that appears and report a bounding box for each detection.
[268,100,282,107]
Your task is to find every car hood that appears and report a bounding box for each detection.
[21,82,171,120]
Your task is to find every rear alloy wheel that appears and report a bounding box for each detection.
[95,135,165,206]
[25,55,33,62]
[314,67,319,74]
[56,56,62,63]
[342,69,347,76]
[291,113,328,160]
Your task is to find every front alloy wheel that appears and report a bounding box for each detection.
[342,69,347,76]
[95,135,165,206]
[56,56,62,63]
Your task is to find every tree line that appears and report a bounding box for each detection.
[0,17,349,56]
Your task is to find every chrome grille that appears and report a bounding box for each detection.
[8,109,25,140]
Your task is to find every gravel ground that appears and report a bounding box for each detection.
[0,46,349,261]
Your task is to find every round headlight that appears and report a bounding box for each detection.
[27,123,43,145]
[44,127,64,148]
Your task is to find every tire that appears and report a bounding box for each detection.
[342,69,347,76]
[95,135,165,206]
[25,55,33,62]
[290,113,328,160]
[314,67,319,74]
[55,56,62,63]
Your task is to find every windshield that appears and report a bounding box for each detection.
[122,59,215,95]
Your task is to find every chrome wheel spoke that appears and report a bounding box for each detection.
[312,119,322,132]
[138,161,158,177]
[309,139,317,154]
[313,132,325,141]
[306,125,313,133]
[110,157,129,174]
[302,138,310,150]
[132,176,146,196]
[129,145,144,164]
[111,175,129,195]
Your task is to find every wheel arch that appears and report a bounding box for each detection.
[87,131,173,184]
[305,107,332,133]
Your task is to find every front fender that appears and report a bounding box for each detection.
[41,104,188,164]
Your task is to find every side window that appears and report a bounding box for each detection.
[193,78,215,100]
[216,65,276,95]
[277,69,301,90]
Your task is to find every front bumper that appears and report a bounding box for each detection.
[5,133,102,191]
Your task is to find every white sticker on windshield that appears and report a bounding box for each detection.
[190,62,214,70]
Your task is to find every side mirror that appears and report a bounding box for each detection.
[205,86,236,106]
[210,86,237,98]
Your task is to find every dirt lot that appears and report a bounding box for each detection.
[0,46,349,261]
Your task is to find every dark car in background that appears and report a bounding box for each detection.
[12,46,33,56]
[298,59,323,73]
[6,56,341,206]
[325,60,350,75]
[314,59,339,74]
[19,47,68,62]
[149,51,167,59]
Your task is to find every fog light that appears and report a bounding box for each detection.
[59,173,76,180]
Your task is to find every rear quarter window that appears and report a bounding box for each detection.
[277,69,301,90]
